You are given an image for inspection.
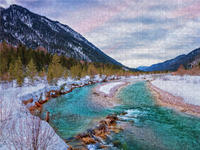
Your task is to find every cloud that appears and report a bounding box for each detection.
[0,0,14,7]
[83,0,200,67]
[1,0,200,67]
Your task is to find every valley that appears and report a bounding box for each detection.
[0,2,200,150]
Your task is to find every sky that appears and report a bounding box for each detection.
[1,0,200,67]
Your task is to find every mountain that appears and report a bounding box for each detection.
[137,48,200,72]
[0,4,122,66]
[137,66,149,71]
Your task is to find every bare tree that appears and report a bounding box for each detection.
[0,97,13,135]
[0,87,59,150]
[0,94,15,150]
[29,115,57,150]
[7,115,57,150]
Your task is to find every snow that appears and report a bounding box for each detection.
[0,75,129,149]
[99,82,124,95]
[67,42,91,61]
[55,22,85,42]
[41,18,59,32]
[152,75,200,106]
[92,74,105,82]
[0,113,68,150]
[0,77,73,150]
[56,22,70,33]
[0,99,68,150]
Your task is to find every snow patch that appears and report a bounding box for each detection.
[99,82,124,95]
[152,75,200,106]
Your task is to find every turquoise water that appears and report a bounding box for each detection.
[41,85,111,138]
[111,82,200,150]
[41,82,200,150]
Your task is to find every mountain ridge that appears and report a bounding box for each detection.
[137,48,200,72]
[0,4,123,66]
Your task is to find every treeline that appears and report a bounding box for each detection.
[0,42,134,86]
[138,70,171,74]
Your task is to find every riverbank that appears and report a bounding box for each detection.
[39,78,133,149]
[148,81,200,117]
[40,77,200,150]
[91,81,130,108]
[0,75,124,149]
[40,78,134,149]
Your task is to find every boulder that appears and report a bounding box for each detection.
[22,98,33,105]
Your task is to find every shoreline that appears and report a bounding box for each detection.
[91,81,130,108]
[65,80,133,149]
[22,76,120,115]
[19,76,133,149]
[25,81,98,115]
[148,81,200,117]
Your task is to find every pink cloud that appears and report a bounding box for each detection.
[72,0,133,34]
[103,43,122,54]
[173,1,200,19]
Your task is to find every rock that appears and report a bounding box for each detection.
[93,123,108,139]
[50,90,60,98]
[35,101,42,107]
[70,114,122,149]
[120,112,128,116]
[81,137,96,144]
[38,98,48,104]
[113,140,121,148]
[93,129,108,139]
[104,115,118,126]
[93,92,100,96]
[181,109,187,112]
[45,111,50,122]
[99,120,109,126]
[29,105,41,115]
[67,144,73,150]
[106,114,118,120]
[87,129,95,136]
[110,126,123,133]
[29,105,37,113]
[99,145,107,149]
[22,98,33,105]
[76,133,96,145]
[97,123,107,132]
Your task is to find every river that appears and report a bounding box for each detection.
[41,81,200,150]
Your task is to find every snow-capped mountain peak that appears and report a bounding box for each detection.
[0,4,122,66]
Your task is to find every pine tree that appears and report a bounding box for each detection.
[64,70,69,79]
[0,51,8,74]
[80,66,87,78]
[26,59,37,83]
[14,57,24,86]
[38,68,46,78]
[47,66,54,83]
[8,61,15,81]
[87,63,97,76]
[47,54,64,84]
[70,64,82,78]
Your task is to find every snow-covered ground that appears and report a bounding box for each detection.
[0,75,106,106]
[152,75,200,106]
[0,77,74,150]
[0,74,122,150]
[99,82,125,95]
[97,74,158,96]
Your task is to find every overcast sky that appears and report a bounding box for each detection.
[1,0,200,67]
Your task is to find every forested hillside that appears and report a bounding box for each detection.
[0,4,122,66]
[0,42,134,86]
